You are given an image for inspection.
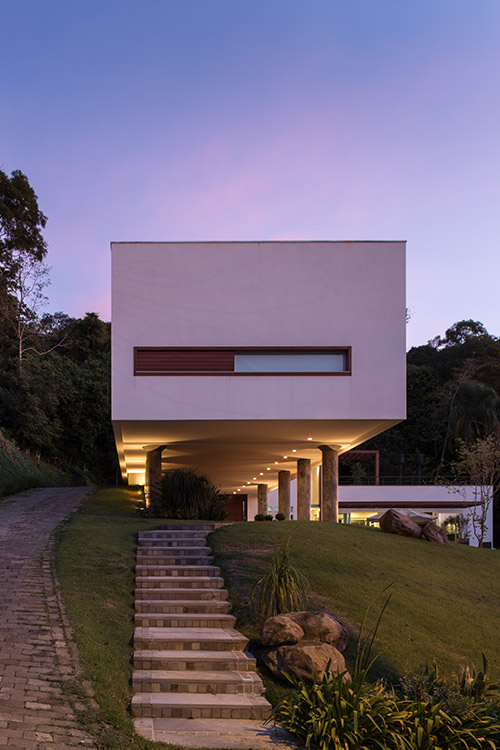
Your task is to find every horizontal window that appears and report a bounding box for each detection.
[134,347,351,376]
[234,351,348,373]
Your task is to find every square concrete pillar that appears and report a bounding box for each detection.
[278,470,291,519]
[297,458,311,520]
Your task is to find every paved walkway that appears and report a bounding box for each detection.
[0,488,97,749]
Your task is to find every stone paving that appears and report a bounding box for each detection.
[0,488,97,749]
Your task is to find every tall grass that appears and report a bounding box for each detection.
[0,428,70,497]
[251,537,309,619]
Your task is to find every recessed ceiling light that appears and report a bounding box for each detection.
[283,455,288,459]
[237,488,241,491]
[307,437,312,441]
[292,449,297,452]
[274,461,278,464]
[233,491,236,494]
[253,477,257,480]
[247,482,251,485]
[260,472,263,475]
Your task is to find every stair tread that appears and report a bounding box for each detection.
[132,693,270,706]
[135,627,244,639]
[133,670,261,683]
[135,649,254,660]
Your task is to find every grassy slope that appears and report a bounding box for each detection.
[56,489,500,748]
[0,428,70,496]
[209,521,500,682]
[56,487,180,749]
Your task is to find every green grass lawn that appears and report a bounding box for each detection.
[56,488,500,748]
[209,521,500,683]
[56,486,181,749]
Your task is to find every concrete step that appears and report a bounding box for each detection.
[136,576,224,590]
[135,564,221,577]
[136,599,232,614]
[137,531,207,547]
[157,523,225,531]
[131,692,271,720]
[135,612,236,628]
[134,627,248,652]
[132,669,264,695]
[134,650,256,673]
[134,717,297,749]
[136,560,214,573]
[137,543,212,554]
[135,588,228,601]
[137,538,208,548]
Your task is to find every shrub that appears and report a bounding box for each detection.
[149,468,228,520]
[275,512,286,521]
[271,670,406,750]
[272,666,500,750]
[251,537,309,619]
[254,513,266,521]
[264,514,274,521]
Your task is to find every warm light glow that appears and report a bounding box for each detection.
[292,449,297,452]
[266,467,270,470]
[283,455,288,459]
[274,461,278,464]
[253,477,257,480]
[247,481,251,484]
[233,491,236,494]
[307,437,312,441]
[260,472,263,475]
[237,488,241,491]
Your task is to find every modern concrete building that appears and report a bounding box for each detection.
[111,240,407,521]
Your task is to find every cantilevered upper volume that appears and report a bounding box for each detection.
[111,240,406,515]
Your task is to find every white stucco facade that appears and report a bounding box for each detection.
[111,240,406,496]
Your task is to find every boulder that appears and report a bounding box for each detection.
[379,509,423,539]
[422,521,450,545]
[260,614,304,646]
[263,641,347,684]
[286,611,348,652]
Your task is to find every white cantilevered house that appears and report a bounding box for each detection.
[111,240,407,521]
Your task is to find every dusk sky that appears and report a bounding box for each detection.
[2,0,499,349]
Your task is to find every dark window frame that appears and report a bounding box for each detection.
[134,346,352,376]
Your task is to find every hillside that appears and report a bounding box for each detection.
[210,521,500,681]
[0,428,70,497]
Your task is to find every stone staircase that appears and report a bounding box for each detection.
[132,524,286,747]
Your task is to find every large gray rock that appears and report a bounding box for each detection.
[286,611,348,652]
[263,641,347,684]
[260,614,305,646]
[380,509,423,539]
[422,521,450,545]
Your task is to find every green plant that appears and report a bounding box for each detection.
[264,514,274,521]
[254,513,265,521]
[149,468,228,520]
[270,669,407,750]
[250,537,309,619]
[353,583,394,678]
[275,512,286,521]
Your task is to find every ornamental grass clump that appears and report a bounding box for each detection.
[149,468,228,520]
[251,537,309,619]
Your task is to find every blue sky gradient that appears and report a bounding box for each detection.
[2,0,500,348]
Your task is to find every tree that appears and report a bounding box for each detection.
[451,435,500,547]
[0,170,47,280]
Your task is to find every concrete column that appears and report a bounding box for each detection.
[257,484,268,516]
[297,458,311,520]
[145,447,163,503]
[278,470,291,519]
[319,445,339,522]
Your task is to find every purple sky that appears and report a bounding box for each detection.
[3,0,500,349]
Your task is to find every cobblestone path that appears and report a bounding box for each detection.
[0,488,97,749]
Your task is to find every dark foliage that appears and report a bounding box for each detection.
[149,468,228,520]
